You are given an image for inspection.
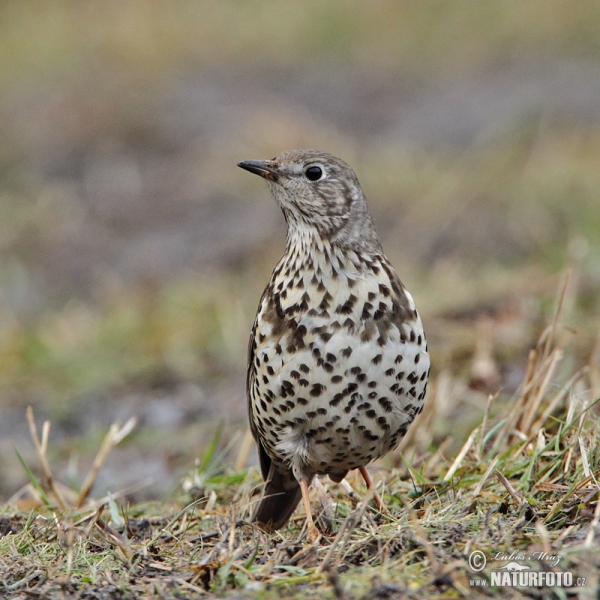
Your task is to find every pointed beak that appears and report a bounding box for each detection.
[237,159,279,182]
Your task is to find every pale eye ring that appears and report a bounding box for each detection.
[305,166,323,181]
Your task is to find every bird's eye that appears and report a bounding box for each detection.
[305,166,323,181]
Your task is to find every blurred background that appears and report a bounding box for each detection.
[1,1,599,501]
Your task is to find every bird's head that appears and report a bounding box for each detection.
[238,149,381,250]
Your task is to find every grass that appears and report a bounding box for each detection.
[1,276,598,599]
[1,2,600,597]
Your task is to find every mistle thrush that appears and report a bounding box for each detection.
[238,150,430,537]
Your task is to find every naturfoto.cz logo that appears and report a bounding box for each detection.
[468,550,586,589]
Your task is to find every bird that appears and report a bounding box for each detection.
[238,149,430,540]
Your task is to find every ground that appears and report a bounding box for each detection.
[1,2,600,598]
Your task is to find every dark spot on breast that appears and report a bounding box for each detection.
[331,375,343,384]
[292,324,307,346]
[379,284,390,297]
[326,352,336,363]
[298,379,309,387]
[372,354,383,365]
[281,380,295,395]
[377,416,389,427]
[378,397,393,412]
[335,294,358,315]
[330,393,343,407]
[414,354,421,364]
[297,397,309,405]
[267,366,275,376]
[299,364,309,373]
[290,370,300,380]
[319,292,333,310]
[385,368,395,376]
[310,384,325,397]
[361,302,373,320]
[341,346,353,358]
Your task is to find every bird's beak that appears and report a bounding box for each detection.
[237,160,279,182]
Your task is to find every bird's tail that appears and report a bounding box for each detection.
[253,464,302,531]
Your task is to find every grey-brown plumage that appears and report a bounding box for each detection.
[239,150,429,536]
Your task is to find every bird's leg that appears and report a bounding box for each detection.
[359,466,387,513]
[299,479,320,543]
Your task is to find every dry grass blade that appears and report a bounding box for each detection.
[26,406,69,511]
[495,470,525,507]
[443,427,478,481]
[76,417,137,508]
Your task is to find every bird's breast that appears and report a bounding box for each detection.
[249,252,429,478]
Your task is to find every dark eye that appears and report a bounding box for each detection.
[305,166,323,181]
